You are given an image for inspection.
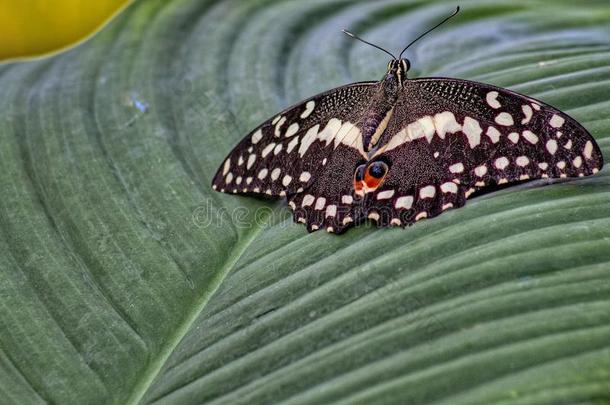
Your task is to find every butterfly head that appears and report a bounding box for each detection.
[386,58,410,86]
[343,6,460,85]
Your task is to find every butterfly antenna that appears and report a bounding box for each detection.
[342,29,397,60]
[398,6,460,58]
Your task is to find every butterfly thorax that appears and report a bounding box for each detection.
[362,59,410,153]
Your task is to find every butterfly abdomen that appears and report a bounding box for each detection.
[362,110,390,150]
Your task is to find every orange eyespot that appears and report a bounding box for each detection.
[364,161,388,189]
[353,161,389,196]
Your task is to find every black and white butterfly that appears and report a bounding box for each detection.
[212,7,603,234]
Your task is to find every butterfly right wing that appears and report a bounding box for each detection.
[361,77,604,227]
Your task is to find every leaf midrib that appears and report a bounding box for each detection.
[126,209,272,404]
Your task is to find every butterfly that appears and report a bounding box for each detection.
[212,7,603,234]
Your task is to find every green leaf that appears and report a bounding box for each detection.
[1,0,610,404]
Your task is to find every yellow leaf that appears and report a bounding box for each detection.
[0,0,131,61]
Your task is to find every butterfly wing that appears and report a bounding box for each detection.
[362,77,604,227]
[212,82,378,232]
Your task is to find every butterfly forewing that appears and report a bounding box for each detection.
[363,77,604,226]
[212,82,376,195]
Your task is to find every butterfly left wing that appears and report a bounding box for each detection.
[361,77,604,227]
[213,82,380,232]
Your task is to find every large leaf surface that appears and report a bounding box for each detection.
[1,0,610,403]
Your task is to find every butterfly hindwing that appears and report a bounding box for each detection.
[362,77,603,227]
[288,147,362,233]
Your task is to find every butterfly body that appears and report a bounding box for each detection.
[213,56,603,234]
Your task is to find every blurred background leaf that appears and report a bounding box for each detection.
[0,0,130,61]
[0,0,609,404]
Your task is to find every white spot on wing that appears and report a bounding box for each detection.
[299,172,311,182]
[314,197,326,210]
[434,111,462,139]
[274,116,286,137]
[522,130,539,144]
[550,114,565,128]
[287,136,299,153]
[495,157,509,170]
[271,168,281,181]
[406,116,435,143]
[298,124,320,157]
[325,205,337,217]
[474,165,487,177]
[449,162,464,173]
[486,126,501,143]
[251,129,263,144]
[247,154,256,169]
[395,196,413,209]
[301,101,315,119]
[285,123,299,137]
[262,143,275,158]
[462,117,482,148]
[419,186,436,199]
[546,139,558,155]
[282,175,292,186]
[495,112,514,126]
[223,158,231,175]
[440,182,457,194]
[584,141,593,159]
[377,190,395,200]
[318,119,342,145]
[486,91,501,109]
[273,144,283,155]
[508,132,519,144]
[415,212,427,221]
[516,156,530,167]
[334,121,363,152]
[342,195,353,205]
[521,105,533,124]
[302,195,315,207]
